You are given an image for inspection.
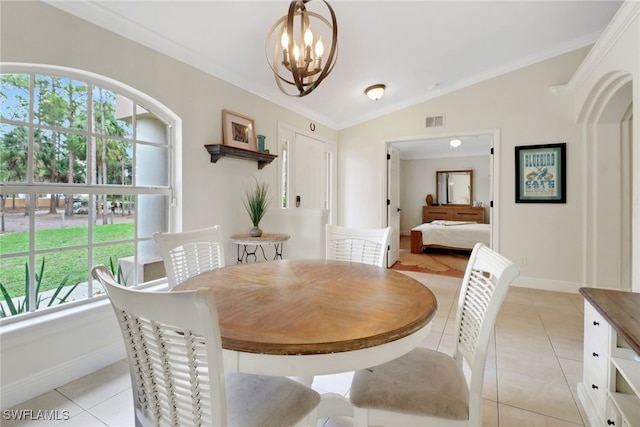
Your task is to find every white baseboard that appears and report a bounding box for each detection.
[1,343,125,410]
[511,275,583,294]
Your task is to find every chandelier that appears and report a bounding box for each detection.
[266,0,338,97]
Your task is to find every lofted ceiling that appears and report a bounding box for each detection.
[44,0,623,133]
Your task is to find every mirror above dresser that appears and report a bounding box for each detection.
[436,169,473,205]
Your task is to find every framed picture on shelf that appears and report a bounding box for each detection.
[515,142,566,203]
[222,109,256,151]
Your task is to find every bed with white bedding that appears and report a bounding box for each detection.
[410,220,490,253]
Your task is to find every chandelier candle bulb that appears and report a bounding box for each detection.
[316,37,323,54]
[293,44,300,62]
[304,28,313,47]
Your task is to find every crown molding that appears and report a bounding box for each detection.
[566,1,640,92]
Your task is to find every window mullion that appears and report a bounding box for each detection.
[88,194,95,297]
[87,83,94,186]
[27,73,35,185]
[28,195,36,313]
[27,73,36,313]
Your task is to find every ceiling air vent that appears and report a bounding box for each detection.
[425,115,445,128]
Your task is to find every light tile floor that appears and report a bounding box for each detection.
[3,271,588,427]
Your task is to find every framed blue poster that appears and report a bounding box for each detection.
[515,143,566,203]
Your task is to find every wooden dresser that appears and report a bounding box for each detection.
[422,205,485,224]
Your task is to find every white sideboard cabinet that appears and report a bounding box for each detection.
[578,288,640,427]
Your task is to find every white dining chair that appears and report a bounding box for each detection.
[91,265,320,427]
[325,224,392,267]
[349,243,519,427]
[153,225,225,290]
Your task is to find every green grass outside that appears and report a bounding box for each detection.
[0,224,135,297]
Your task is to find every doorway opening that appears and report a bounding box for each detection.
[385,130,499,267]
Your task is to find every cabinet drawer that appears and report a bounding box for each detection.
[451,210,483,222]
[584,339,608,374]
[585,301,610,348]
[606,398,621,427]
[584,356,608,413]
[423,209,451,223]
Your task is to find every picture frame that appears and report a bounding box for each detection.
[222,109,256,151]
[515,142,566,203]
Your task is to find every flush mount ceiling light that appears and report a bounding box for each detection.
[365,84,386,100]
[450,139,462,148]
[266,0,338,97]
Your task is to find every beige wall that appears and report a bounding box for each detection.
[335,0,639,291]
[338,48,589,289]
[4,1,632,291]
[0,1,336,408]
[0,0,337,258]
[1,0,638,409]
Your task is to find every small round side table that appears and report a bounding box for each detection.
[230,233,290,263]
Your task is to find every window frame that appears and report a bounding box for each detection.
[0,63,181,323]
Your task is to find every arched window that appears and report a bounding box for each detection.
[0,64,178,319]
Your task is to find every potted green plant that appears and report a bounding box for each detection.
[243,178,271,237]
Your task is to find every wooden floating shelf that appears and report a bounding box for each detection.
[204,144,277,169]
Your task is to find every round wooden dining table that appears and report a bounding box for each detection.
[174,259,438,378]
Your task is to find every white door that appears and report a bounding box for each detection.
[292,133,327,210]
[387,145,400,267]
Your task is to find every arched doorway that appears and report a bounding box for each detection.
[579,71,633,290]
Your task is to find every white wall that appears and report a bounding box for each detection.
[0,299,125,409]
[1,0,638,410]
[566,1,639,291]
[260,209,329,260]
[400,155,490,234]
[338,47,588,290]
[0,2,338,254]
[0,1,336,408]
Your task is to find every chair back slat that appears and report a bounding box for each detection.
[170,242,224,285]
[457,270,493,361]
[153,226,225,290]
[326,225,392,267]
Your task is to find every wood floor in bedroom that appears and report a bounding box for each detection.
[393,235,470,277]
